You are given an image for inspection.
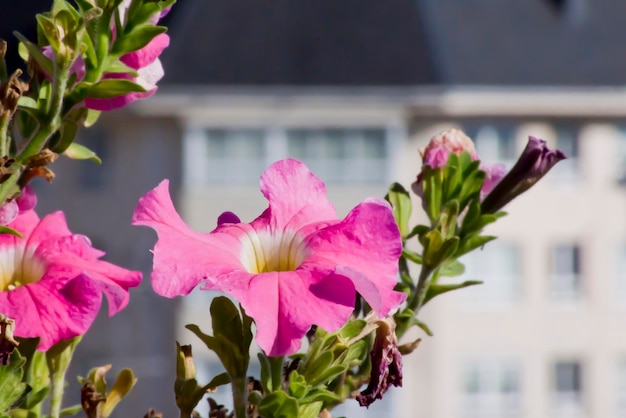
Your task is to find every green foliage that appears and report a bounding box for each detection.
[0,351,28,415]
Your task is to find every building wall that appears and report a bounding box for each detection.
[34,112,184,418]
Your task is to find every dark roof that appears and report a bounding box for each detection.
[418,0,626,85]
[161,0,438,86]
[0,0,50,73]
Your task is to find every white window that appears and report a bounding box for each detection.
[551,360,585,417]
[183,126,389,186]
[465,124,517,168]
[549,244,582,302]
[460,358,522,418]
[286,128,387,184]
[456,242,521,309]
[550,126,580,183]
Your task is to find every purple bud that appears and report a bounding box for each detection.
[356,317,403,407]
[16,186,37,212]
[217,211,241,226]
[481,136,567,214]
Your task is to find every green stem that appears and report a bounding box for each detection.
[407,265,435,315]
[231,377,247,418]
[0,112,10,156]
[48,364,67,418]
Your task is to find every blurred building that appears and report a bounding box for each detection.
[7,0,626,417]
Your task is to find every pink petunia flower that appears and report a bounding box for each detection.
[0,210,142,350]
[0,186,38,226]
[133,159,406,356]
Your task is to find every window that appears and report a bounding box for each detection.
[183,126,389,186]
[549,244,582,302]
[552,360,585,417]
[286,128,387,184]
[464,124,517,168]
[456,242,521,309]
[550,126,580,183]
[460,358,522,418]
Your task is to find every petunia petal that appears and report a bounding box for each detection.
[305,198,406,316]
[0,274,101,351]
[210,269,355,356]
[132,180,243,297]
[121,34,170,70]
[259,159,336,232]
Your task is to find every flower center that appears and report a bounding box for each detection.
[240,230,308,274]
[0,245,47,291]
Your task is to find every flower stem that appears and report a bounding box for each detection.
[231,376,247,418]
[48,365,67,418]
[408,265,435,315]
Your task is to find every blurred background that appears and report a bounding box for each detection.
[3,0,626,417]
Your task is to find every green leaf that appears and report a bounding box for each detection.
[406,224,429,240]
[423,280,483,305]
[0,351,27,412]
[422,229,444,267]
[81,79,146,99]
[338,319,367,341]
[385,182,411,238]
[413,319,433,336]
[16,97,37,111]
[299,388,342,405]
[288,371,310,399]
[59,404,82,417]
[457,235,497,258]
[210,297,243,349]
[422,166,442,223]
[63,142,101,163]
[297,401,323,418]
[302,351,334,384]
[50,120,80,153]
[206,372,230,390]
[440,260,465,277]
[258,392,299,418]
[402,248,422,265]
[13,32,54,76]
[84,109,101,127]
[308,364,347,387]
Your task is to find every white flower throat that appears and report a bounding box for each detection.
[0,245,46,291]
[240,230,308,274]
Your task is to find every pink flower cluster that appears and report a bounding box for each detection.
[134,159,406,356]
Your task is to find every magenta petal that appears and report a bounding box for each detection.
[0,201,18,226]
[133,180,243,297]
[0,275,101,351]
[306,198,406,316]
[260,159,336,231]
[121,34,170,69]
[218,269,354,356]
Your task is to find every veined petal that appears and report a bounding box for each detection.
[0,274,101,351]
[305,198,405,316]
[260,159,336,232]
[132,180,243,297]
[207,269,354,356]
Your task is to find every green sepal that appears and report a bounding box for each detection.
[80,79,146,99]
[100,369,136,418]
[308,364,348,388]
[0,227,23,238]
[423,280,483,305]
[288,371,311,399]
[422,166,443,223]
[457,234,497,258]
[257,392,299,418]
[63,143,101,163]
[338,320,367,341]
[111,25,166,56]
[385,182,411,238]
